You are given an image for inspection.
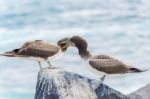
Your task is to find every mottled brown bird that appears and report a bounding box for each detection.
[58,36,147,81]
[0,39,70,69]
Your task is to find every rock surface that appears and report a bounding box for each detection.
[129,83,150,99]
[34,68,129,99]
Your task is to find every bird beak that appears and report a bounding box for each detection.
[69,41,75,47]
[61,44,68,49]
[59,41,68,45]
[60,39,75,48]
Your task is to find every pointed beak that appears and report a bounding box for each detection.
[60,39,75,48]
[59,41,68,45]
[69,41,75,47]
[61,44,68,49]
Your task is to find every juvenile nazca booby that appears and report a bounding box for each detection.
[58,36,147,81]
[0,39,70,69]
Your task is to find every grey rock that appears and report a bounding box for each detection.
[34,68,129,99]
[129,83,150,99]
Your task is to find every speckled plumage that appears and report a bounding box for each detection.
[0,40,65,69]
[3,40,60,59]
[70,36,146,74]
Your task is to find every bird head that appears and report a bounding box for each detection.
[58,36,88,51]
[57,37,74,52]
[70,36,88,51]
[58,36,91,59]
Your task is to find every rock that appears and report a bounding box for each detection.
[129,83,150,99]
[34,68,129,99]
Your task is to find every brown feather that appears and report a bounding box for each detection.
[17,41,60,58]
[89,58,129,74]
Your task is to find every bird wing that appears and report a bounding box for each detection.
[89,58,129,74]
[17,41,60,58]
[21,40,43,48]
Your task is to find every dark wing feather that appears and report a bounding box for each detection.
[17,41,60,58]
[89,58,129,74]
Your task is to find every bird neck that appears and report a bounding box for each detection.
[79,49,92,60]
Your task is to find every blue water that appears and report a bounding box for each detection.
[0,0,150,98]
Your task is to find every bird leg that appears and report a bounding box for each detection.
[100,75,106,83]
[46,60,52,68]
[38,61,42,69]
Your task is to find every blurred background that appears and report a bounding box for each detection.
[0,0,150,99]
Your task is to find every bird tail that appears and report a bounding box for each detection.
[0,52,15,57]
[0,49,19,57]
[129,68,148,73]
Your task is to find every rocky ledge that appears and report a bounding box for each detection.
[129,83,150,99]
[34,68,129,99]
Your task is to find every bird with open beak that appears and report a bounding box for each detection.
[0,39,70,69]
[58,36,147,82]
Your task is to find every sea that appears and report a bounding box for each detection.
[0,0,150,99]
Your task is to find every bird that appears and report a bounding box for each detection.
[0,38,70,69]
[58,36,147,82]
